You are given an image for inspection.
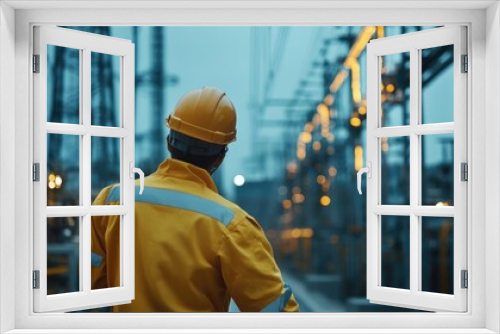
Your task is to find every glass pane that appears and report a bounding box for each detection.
[91,215,121,290]
[381,137,410,205]
[421,133,454,206]
[47,134,80,206]
[47,45,80,124]
[381,215,410,290]
[91,137,121,204]
[381,51,410,127]
[421,45,454,124]
[421,217,454,294]
[91,52,121,127]
[47,217,80,295]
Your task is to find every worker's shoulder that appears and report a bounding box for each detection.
[94,183,119,205]
[205,190,260,230]
[139,176,260,229]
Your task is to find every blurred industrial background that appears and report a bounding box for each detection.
[46,26,454,312]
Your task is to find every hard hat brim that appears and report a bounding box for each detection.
[166,115,236,145]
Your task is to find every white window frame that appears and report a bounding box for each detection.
[365,26,467,312]
[0,1,499,333]
[33,26,136,313]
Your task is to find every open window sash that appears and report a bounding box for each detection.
[366,26,467,312]
[33,26,136,312]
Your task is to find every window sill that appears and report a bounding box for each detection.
[4,329,497,334]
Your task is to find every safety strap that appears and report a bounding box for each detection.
[260,282,293,312]
[106,186,235,226]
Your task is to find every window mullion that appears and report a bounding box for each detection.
[122,52,135,291]
[82,48,92,294]
[409,47,420,294]
[79,48,84,292]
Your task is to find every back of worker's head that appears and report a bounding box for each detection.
[165,87,237,174]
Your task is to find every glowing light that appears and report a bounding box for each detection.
[350,61,362,104]
[302,228,314,238]
[324,95,334,106]
[350,116,361,127]
[287,162,298,174]
[304,123,314,132]
[328,166,337,177]
[297,149,306,160]
[354,145,364,171]
[292,187,301,194]
[233,175,245,187]
[292,193,305,204]
[322,180,331,192]
[48,173,63,189]
[330,70,348,92]
[312,114,321,126]
[317,104,330,133]
[282,200,292,210]
[343,26,377,69]
[436,202,450,207]
[358,106,367,115]
[382,137,389,152]
[317,175,326,185]
[320,195,331,206]
[377,26,385,39]
[326,133,335,142]
[55,175,63,188]
[313,141,321,151]
[281,228,314,239]
[386,83,395,93]
[317,103,329,118]
[300,132,312,144]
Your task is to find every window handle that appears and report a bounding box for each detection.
[357,162,371,195]
[129,162,144,195]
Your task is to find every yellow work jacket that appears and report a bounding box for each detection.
[91,158,299,312]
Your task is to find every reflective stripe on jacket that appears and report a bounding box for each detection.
[91,158,299,312]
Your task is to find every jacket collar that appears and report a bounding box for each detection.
[153,158,218,193]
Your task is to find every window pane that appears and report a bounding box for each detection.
[47,45,80,124]
[91,52,121,127]
[380,52,410,127]
[421,217,454,294]
[91,215,121,290]
[381,215,410,290]
[421,133,454,206]
[381,137,410,205]
[47,217,80,295]
[91,137,121,204]
[47,134,80,206]
[421,45,454,124]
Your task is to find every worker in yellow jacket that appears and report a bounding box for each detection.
[91,87,299,312]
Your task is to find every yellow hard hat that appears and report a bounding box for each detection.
[166,87,237,145]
